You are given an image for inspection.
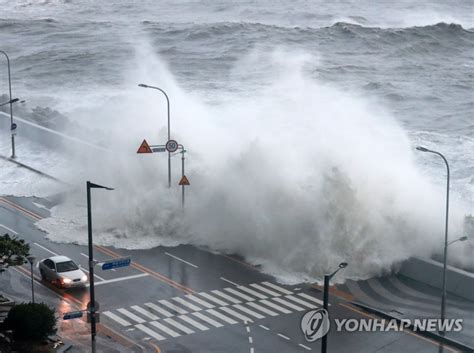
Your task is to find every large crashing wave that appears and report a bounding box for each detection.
[34,47,468,283]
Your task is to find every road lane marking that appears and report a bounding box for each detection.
[34,242,58,256]
[165,252,198,268]
[80,266,105,281]
[259,324,269,330]
[159,300,188,315]
[262,281,293,295]
[192,312,223,327]
[131,305,159,321]
[249,336,253,344]
[247,302,279,316]
[163,318,194,334]
[0,224,18,234]
[150,321,181,338]
[185,294,215,309]
[285,295,316,309]
[220,277,239,286]
[206,309,238,325]
[91,273,149,286]
[298,293,325,306]
[172,297,202,311]
[271,297,304,311]
[199,292,229,306]
[277,333,290,341]
[136,324,166,341]
[250,283,281,297]
[259,300,291,314]
[233,304,265,319]
[144,303,173,318]
[298,343,312,350]
[237,285,267,299]
[178,315,209,331]
[0,197,42,220]
[225,287,255,302]
[219,307,253,323]
[117,308,146,323]
[211,290,241,304]
[103,311,131,326]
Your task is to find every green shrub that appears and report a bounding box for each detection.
[4,303,56,341]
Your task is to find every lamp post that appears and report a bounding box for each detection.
[181,148,186,207]
[0,50,16,159]
[138,83,171,188]
[26,255,36,304]
[322,262,348,353]
[448,236,468,246]
[0,98,19,107]
[87,181,114,353]
[416,146,450,334]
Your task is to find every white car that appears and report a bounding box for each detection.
[39,255,87,288]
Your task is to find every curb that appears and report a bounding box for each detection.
[351,301,474,353]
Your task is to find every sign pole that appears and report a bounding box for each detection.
[181,149,185,208]
[86,182,97,353]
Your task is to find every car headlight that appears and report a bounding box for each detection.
[62,278,72,284]
[81,275,87,282]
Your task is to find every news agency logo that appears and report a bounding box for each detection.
[300,308,330,342]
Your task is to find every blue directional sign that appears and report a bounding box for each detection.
[63,310,83,320]
[101,257,131,271]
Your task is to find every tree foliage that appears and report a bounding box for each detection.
[4,303,57,341]
[0,233,30,270]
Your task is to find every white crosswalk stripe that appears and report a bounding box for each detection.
[212,290,241,304]
[271,297,304,311]
[150,321,181,338]
[298,293,325,306]
[225,287,255,301]
[262,281,293,295]
[285,295,316,309]
[144,302,174,317]
[117,308,146,323]
[199,292,229,306]
[173,297,202,311]
[131,305,159,320]
[259,300,292,314]
[164,318,195,334]
[136,324,166,341]
[219,307,253,323]
[207,309,238,324]
[192,312,223,327]
[178,315,209,331]
[159,299,188,315]
[250,283,281,297]
[103,311,131,326]
[247,301,279,316]
[233,304,265,319]
[186,294,215,309]
[237,285,268,299]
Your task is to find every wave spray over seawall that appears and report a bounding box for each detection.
[35,48,467,282]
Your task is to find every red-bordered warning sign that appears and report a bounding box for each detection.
[137,139,152,154]
[179,175,190,186]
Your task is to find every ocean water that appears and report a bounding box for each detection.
[0,0,472,282]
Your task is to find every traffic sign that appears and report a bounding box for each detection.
[63,310,83,320]
[165,139,179,153]
[87,301,100,311]
[101,257,131,270]
[11,123,17,131]
[152,147,166,153]
[179,175,190,186]
[137,139,152,154]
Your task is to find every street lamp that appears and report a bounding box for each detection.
[138,83,172,188]
[0,50,16,159]
[322,262,348,353]
[416,146,450,334]
[87,181,114,353]
[448,236,468,246]
[0,98,19,107]
[26,255,36,304]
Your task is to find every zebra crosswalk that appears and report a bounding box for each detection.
[103,281,322,342]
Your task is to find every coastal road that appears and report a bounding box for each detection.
[0,194,461,353]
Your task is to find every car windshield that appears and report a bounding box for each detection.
[56,261,79,273]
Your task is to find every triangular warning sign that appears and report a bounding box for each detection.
[137,139,152,154]
[179,175,190,186]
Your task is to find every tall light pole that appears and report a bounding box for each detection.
[138,83,171,188]
[0,50,16,159]
[322,262,348,353]
[87,181,114,353]
[181,148,186,207]
[416,146,450,334]
[26,255,36,304]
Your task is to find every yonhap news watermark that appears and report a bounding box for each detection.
[301,308,463,342]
